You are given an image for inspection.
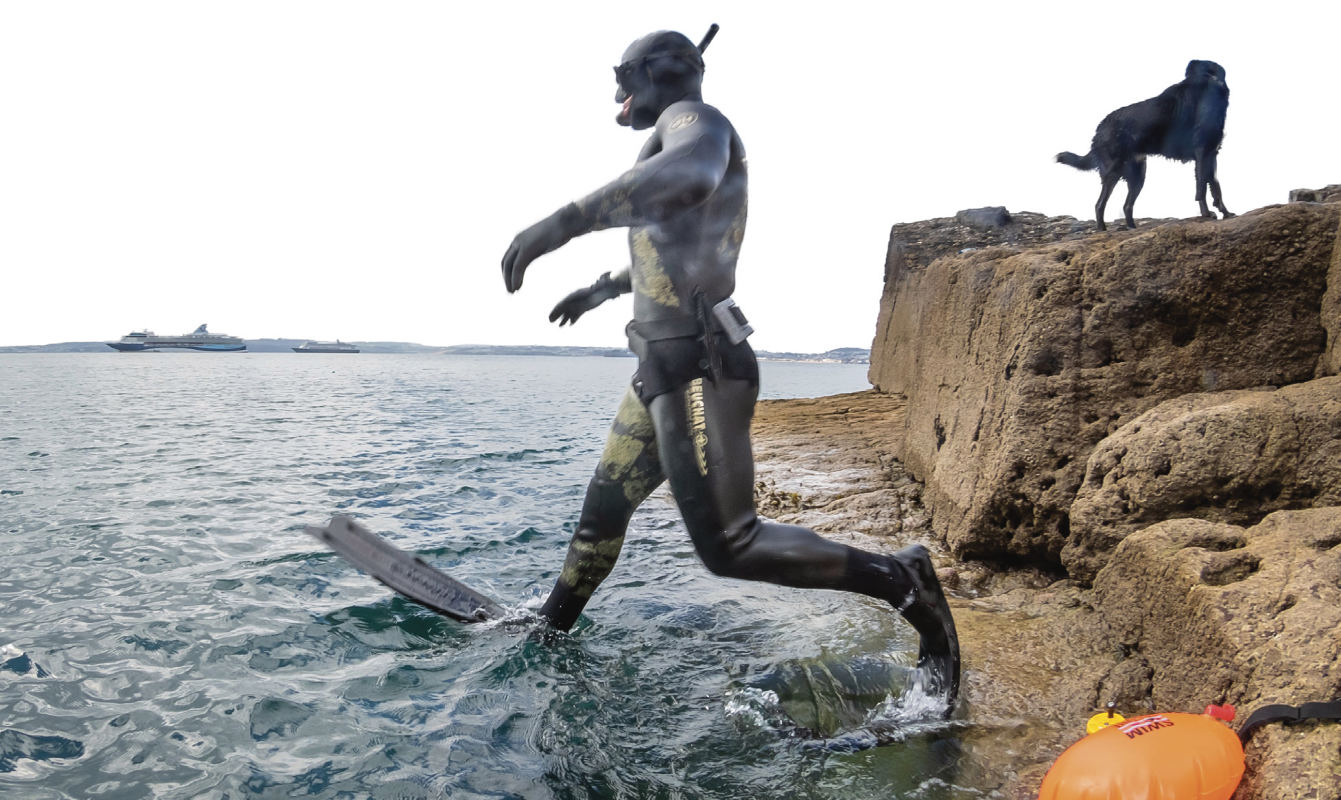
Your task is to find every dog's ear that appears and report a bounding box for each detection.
[1184,60,1226,82]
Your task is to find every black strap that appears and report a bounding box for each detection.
[1239,700,1341,745]
[630,315,702,342]
[693,289,721,383]
[625,317,699,360]
[625,301,729,364]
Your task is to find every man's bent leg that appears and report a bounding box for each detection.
[540,388,666,631]
[648,377,960,705]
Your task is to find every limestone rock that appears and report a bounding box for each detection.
[869,202,1341,565]
[1092,510,1341,800]
[1289,184,1341,204]
[1065,376,1341,581]
[871,209,1123,289]
[954,206,1013,229]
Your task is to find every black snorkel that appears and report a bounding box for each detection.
[697,23,719,54]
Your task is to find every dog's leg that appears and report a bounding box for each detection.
[1210,177,1233,219]
[1095,170,1120,232]
[1121,158,1146,229]
[1200,152,1233,219]
[1193,152,1216,219]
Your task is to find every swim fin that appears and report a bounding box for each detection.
[890,544,961,710]
[305,515,504,623]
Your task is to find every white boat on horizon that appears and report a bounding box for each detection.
[107,324,246,352]
[292,340,359,354]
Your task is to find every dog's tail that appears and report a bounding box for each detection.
[1056,150,1095,171]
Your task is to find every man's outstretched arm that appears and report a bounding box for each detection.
[501,104,731,293]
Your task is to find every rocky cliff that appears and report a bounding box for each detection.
[862,191,1341,797]
[871,199,1340,569]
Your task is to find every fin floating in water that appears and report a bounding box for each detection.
[305,515,504,623]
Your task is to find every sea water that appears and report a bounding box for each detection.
[1,354,967,799]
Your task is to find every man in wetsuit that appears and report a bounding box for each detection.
[501,27,960,706]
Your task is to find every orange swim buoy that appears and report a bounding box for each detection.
[1038,708,1244,800]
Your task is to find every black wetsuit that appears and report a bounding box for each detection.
[501,30,959,705]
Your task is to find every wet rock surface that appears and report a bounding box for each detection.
[753,391,924,539]
[754,392,1111,797]
[754,393,1341,798]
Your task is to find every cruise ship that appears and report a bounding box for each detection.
[292,340,359,354]
[107,325,246,352]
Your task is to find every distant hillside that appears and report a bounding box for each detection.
[244,339,444,354]
[444,344,869,362]
[0,340,869,362]
[755,347,869,363]
[0,339,442,354]
[0,342,111,353]
[439,344,632,358]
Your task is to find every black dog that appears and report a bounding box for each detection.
[1057,60,1233,231]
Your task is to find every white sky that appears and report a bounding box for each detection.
[2,1,1337,351]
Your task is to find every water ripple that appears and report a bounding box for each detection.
[0,354,973,799]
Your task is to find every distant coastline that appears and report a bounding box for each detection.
[0,340,870,363]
